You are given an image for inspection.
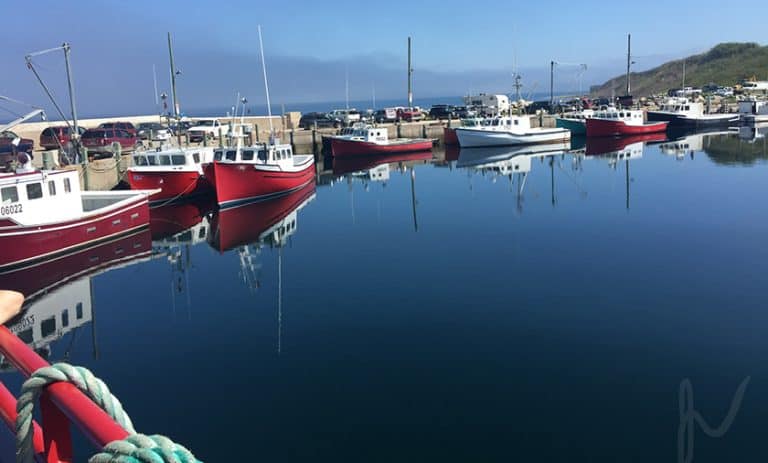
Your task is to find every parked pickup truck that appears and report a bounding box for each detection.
[187,119,225,142]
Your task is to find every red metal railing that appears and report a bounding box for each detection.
[0,326,129,463]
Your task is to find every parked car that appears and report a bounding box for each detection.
[187,119,225,142]
[374,108,399,123]
[136,122,172,141]
[39,126,86,150]
[328,109,361,125]
[0,131,34,166]
[397,107,425,122]
[97,121,137,137]
[526,100,553,114]
[299,112,342,129]
[429,105,457,120]
[81,128,136,157]
[454,106,477,118]
[169,120,193,135]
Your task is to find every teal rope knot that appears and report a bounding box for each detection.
[15,362,202,463]
[89,434,200,463]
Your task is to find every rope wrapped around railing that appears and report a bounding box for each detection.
[16,362,202,463]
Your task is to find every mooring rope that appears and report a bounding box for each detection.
[15,362,202,463]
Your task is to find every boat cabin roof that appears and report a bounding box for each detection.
[213,144,293,164]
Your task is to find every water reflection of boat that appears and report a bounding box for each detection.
[1,229,153,368]
[332,151,433,176]
[207,182,316,253]
[737,124,768,143]
[149,197,215,242]
[457,142,570,171]
[585,132,667,156]
[659,129,736,159]
[2,229,152,301]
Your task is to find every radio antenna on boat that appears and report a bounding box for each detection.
[257,25,274,138]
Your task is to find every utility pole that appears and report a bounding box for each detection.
[407,37,413,108]
[626,33,632,95]
[550,60,555,108]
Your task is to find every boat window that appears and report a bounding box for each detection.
[684,106,689,110]
[515,120,519,125]
[26,183,43,200]
[257,149,267,162]
[134,155,148,166]
[159,155,171,166]
[192,152,200,164]
[48,181,56,196]
[146,155,158,166]
[41,317,56,338]
[214,150,224,161]
[171,155,186,165]
[242,150,254,161]
[64,178,71,193]
[62,309,69,328]
[1,186,18,204]
[225,150,237,161]
[76,302,83,319]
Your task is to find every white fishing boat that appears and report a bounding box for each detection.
[738,99,768,124]
[647,97,738,128]
[455,115,570,147]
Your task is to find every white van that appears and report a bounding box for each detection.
[328,109,361,125]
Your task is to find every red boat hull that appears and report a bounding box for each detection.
[586,118,668,137]
[1,229,152,301]
[127,170,212,204]
[0,196,151,274]
[203,160,315,208]
[208,182,317,252]
[443,127,459,146]
[331,137,433,157]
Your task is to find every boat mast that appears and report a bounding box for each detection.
[257,25,274,137]
[682,60,686,89]
[407,37,413,109]
[345,66,349,110]
[626,34,631,95]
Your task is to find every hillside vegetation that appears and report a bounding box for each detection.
[591,43,768,97]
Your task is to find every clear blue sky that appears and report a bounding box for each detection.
[2,0,767,117]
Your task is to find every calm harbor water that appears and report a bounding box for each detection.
[4,126,768,461]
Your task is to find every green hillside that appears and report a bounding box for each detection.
[591,42,768,97]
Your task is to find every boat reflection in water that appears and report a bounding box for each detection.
[331,151,433,232]
[457,142,570,211]
[659,129,735,160]
[207,182,317,291]
[1,229,153,369]
[149,198,216,311]
[737,123,768,143]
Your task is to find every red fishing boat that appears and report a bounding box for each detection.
[202,141,315,208]
[330,125,433,157]
[128,146,216,205]
[0,156,156,274]
[585,107,668,137]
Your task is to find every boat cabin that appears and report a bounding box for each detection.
[475,116,532,131]
[347,126,389,143]
[657,97,704,117]
[213,143,296,168]
[593,107,644,123]
[1,168,83,226]
[132,147,214,170]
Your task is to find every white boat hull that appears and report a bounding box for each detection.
[455,127,570,147]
